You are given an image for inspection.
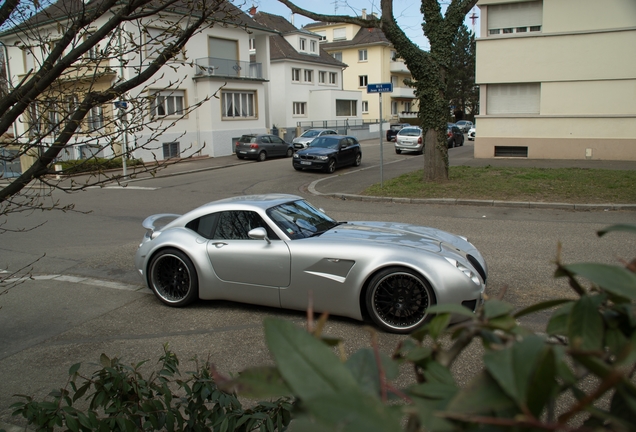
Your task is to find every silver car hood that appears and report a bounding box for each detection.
[318,221,465,253]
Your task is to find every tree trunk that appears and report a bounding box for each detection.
[423,128,448,181]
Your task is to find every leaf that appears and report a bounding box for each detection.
[226,367,291,399]
[68,363,81,376]
[99,354,111,368]
[514,299,573,319]
[345,349,399,396]
[422,361,455,386]
[263,318,359,401]
[428,313,451,340]
[561,263,636,300]
[527,346,557,417]
[546,303,573,336]
[409,382,458,401]
[597,224,636,237]
[446,371,516,415]
[568,296,604,351]
[484,299,514,319]
[427,303,475,318]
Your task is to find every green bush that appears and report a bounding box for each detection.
[56,158,143,175]
[10,345,292,431]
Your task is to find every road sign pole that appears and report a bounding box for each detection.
[379,93,383,187]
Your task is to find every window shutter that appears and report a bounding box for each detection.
[487,83,540,114]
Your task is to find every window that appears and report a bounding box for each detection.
[293,102,307,116]
[391,101,398,115]
[333,27,346,40]
[299,38,306,51]
[358,49,367,61]
[26,102,42,138]
[487,1,542,36]
[86,35,99,60]
[46,101,60,134]
[163,142,180,159]
[391,75,398,87]
[329,72,337,85]
[221,90,256,118]
[292,68,301,82]
[318,71,326,83]
[87,105,104,131]
[487,83,540,114]
[64,95,79,130]
[304,69,313,83]
[314,31,326,41]
[332,52,342,62]
[403,101,412,113]
[214,211,275,240]
[359,75,368,87]
[249,38,256,50]
[209,37,238,60]
[151,90,185,118]
[336,99,357,116]
[390,50,397,61]
[362,101,369,113]
[310,40,317,52]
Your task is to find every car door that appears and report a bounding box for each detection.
[269,135,286,156]
[337,138,355,166]
[205,210,291,307]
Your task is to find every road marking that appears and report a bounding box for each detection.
[2,274,150,293]
[87,185,159,190]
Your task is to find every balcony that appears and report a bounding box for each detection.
[390,86,416,99]
[389,60,410,74]
[194,57,262,79]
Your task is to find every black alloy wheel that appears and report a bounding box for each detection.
[148,248,199,307]
[324,159,336,174]
[365,267,434,333]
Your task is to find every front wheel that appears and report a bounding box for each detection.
[365,267,435,333]
[148,248,199,307]
[293,166,303,171]
[257,151,267,162]
[353,152,362,167]
[323,159,336,174]
[395,149,402,155]
[286,148,293,157]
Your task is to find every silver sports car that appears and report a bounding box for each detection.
[135,194,487,334]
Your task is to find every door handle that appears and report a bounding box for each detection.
[212,242,227,248]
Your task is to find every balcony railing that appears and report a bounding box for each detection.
[194,57,262,79]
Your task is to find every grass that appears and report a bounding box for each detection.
[363,166,636,204]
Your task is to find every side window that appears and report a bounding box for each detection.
[271,136,284,144]
[185,213,219,239]
[212,211,278,240]
[261,136,271,143]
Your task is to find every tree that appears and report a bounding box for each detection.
[278,0,478,181]
[0,0,245,220]
[447,25,478,121]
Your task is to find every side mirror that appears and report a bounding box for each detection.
[248,227,271,244]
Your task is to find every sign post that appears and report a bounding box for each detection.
[366,83,393,187]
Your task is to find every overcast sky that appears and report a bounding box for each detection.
[233,0,481,50]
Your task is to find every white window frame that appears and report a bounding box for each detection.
[329,72,337,85]
[361,101,369,113]
[151,90,185,118]
[87,105,104,131]
[221,90,256,119]
[292,68,301,82]
[310,40,317,53]
[293,102,307,116]
[336,99,357,117]
[488,1,542,36]
[359,75,368,87]
[333,27,346,41]
[486,83,540,114]
[358,49,368,61]
[332,52,342,62]
[299,38,307,51]
[304,69,313,83]
[318,71,326,84]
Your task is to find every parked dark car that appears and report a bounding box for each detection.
[447,123,464,148]
[293,135,362,173]
[235,134,293,161]
[386,123,410,142]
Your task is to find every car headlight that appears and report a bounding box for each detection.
[316,155,329,161]
[293,153,299,158]
[445,257,481,285]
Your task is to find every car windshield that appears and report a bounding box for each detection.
[238,135,257,143]
[267,200,338,240]
[301,130,321,138]
[309,137,339,149]
[399,128,421,137]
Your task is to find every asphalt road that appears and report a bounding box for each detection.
[1,140,635,428]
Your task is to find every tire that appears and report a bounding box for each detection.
[353,152,362,167]
[395,149,402,154]
[148,248,199,307]
[324,159,336,174]
[236,154,244,160]
[448,140,454,149]
[365,267,435,333]
[257,151,267,162]
[286,148,293,158]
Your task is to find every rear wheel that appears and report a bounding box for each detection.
[286,148,293,157]
[236,154,244,160]
[353,152,362,167]
[324,159,336,174]
[148,248,198,307]
[365,267,434,333]
[257,151,267,162]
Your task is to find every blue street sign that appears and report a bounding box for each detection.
[114,101,128,109]
[366,83,393,93]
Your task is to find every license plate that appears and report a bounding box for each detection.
[239,151,246,154]
[300,161,311,165]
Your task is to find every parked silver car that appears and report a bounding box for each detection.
[455,120,474,133]
[135,194,487,334]
[468,127,476,141]
[292,129,338,150]
[395,126,423,154]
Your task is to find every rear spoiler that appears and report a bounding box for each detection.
[142,214,181,238]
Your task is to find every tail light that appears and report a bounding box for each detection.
[235,141,239,146]
[418,136,422,144]
[250,143,259,149]
[447,129,452,138]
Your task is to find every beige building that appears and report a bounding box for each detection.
[304,12,418,123]
[475,0,636,160]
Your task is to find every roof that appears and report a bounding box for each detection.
[304,21,392,50]
[252,12,347,68]
[0,0,275,37]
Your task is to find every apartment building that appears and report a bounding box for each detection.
[304,11,418,123]
[475,0,636,160]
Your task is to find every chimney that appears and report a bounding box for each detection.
[361,8,367,19]
[248,5,257,15]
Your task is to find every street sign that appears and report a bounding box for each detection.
[114,101,128,109]
[366,83,393,93]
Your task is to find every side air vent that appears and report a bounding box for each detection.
[494,146,528,157]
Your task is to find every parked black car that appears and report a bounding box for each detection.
[446,123,464,148]
[293,135,362,173]
[386,123,410,142]
[235,134,294,161]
